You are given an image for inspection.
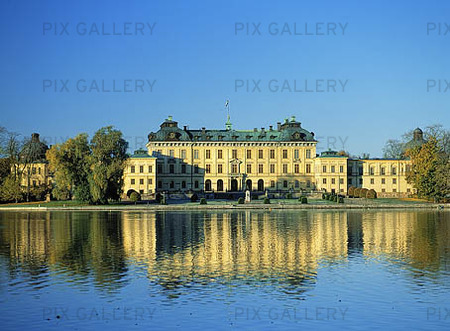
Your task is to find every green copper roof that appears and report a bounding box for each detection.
[148,116,317,143]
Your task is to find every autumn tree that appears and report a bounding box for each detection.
[88,126,128,204]
[406,136,440,200]
[47,133,91,201]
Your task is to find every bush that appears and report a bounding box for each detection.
[238,197,245,204]
[361,188,369,198]
[367,189,377,199]
[338,196,344,203]
[333,195,338,202]
[286,192,292,199]
[190,193,198,202]
[129,191,141,202]
[322,193,326,199]
[200,198,207,205]
[300,196,308,204]
[348,186,355,198]
[263,197,270,204]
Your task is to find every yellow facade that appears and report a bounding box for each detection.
[314,153,348,194]
[146,142,316,192]
[122,153,157,199]
[16,162,52,188]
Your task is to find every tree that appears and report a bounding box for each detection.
[88,126,128,204]
[383,139,405,159]
[0,175,22,202]
[47,134,91,201]
[406,136,440,200]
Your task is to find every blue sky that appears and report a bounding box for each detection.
[1,0,449,157]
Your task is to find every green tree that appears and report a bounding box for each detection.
[89,126,128,204]
[406,136,440,200]
[0,175,22,202]
[47,134,91,201]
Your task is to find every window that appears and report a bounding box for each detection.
[131,166,135,173]
[381,178,385,184]
[306,164,311,173]
[294,149,299,159]
[331,166,335,173]
[359,178,363,185]
[169,164,174,174]
[32,167,36,174]
[282,164,288,173]
[295,164,300,173]
[232,149,237,159]
[392,167,397,175]
[393,188,397,192]
[158,181,162,189]
[381,167,385,175]
[323,165,327,173]
[139,179,144,185]
[140,165,144,173]
[382,188,386,193]
[181,150,186,159]
[370,167,374,175]
[370,178,374,184]
[247,150,252,159]
[157,164,163,174]
[218,150,223,159]
[306,149,311,159]
[194,181,199,189]
[206,150,211,159]
[194,165,199,174]
[139,189,144,194]
[270,164,275,173]
[349,178,352,185]
[169,150,174,157]
[182,181,186,189]
[407,188,411,192]
[38,168,41,174]
[231,164,238,174]
[258,164,264,173]
[148,165,153,173]
[340,178,344,184]
[218,164,223,173]
[307,180,311,187]
[247,164,252,173]
[270,180,275,188]
[282,149,288,159]
[406,165,411,172]
[170,181,174,189]
[283,180,288,188]
[393,178,397,184]
[148,179,153,185]
[131,179,135,185]
[340,166,344,173]
[259,149,264,159]
[323,178,327,184]
[193,150,199,159]
[332,178,335,184]
[269,149,275,159]
[181,164,186,173]
[206,164,211,174]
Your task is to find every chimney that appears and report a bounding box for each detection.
[269,125,273,131]
[202,127,206,135]
[253,128,257,132]
[183,126,188,131]
[277,122,281,131]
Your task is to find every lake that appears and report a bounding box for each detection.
[0,210,449,330]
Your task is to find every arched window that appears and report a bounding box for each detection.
[205,180,212,191]
[217,179,224,192]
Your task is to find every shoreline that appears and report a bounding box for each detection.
[0,203,448,212]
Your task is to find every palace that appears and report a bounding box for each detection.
[123,116,422,199]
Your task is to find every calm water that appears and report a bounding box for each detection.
[0,210,449,330]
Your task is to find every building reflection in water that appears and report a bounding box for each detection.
[0,210,449,298]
